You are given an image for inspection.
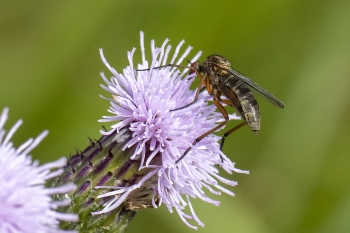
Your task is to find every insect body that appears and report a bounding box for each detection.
[193,55,261,131]
[138,54,284,162]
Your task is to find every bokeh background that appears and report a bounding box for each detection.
[1,1,350,232]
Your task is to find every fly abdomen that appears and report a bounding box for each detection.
[240,92,260,131]
[220,77,261,131]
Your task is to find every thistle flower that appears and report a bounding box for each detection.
[93,31,249,229]
[0,107,78,233]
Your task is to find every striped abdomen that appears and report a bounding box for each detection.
[218,75,261,131]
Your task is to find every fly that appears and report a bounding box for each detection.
[138,54,284,163]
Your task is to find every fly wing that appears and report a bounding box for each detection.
[227,68,285,108]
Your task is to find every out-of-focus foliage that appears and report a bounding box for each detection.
[1,1,350,232]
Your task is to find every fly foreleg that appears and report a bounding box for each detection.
[170,74,207,111]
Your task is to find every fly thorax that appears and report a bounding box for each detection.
[210,75,221,86]
[217,68,229,76]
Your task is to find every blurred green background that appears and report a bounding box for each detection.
[1,1,350,232]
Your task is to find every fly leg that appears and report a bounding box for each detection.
[171,74,207,111]
[171,72,209,111]
[176,98,229,163]
[217,99,247,151]
[219,122,246,151]
[137,64,209,111]
[136,64,191,71]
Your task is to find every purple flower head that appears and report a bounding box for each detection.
[0,108,78,233]
[94,32,248,229]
